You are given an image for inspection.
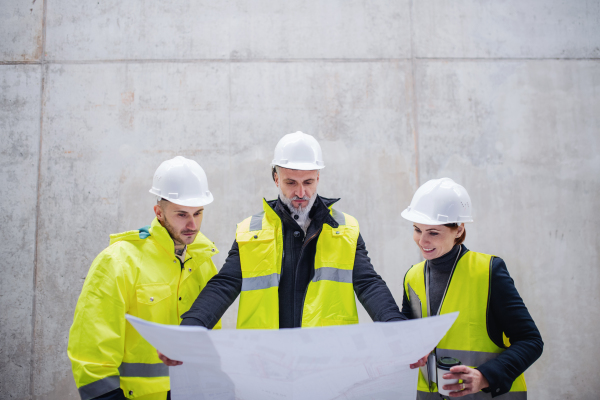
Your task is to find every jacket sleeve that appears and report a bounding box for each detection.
[353,233,407,322]
[180,240,242,328]
[477,257,544,397]
[67,250,130,400]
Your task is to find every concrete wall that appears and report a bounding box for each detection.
[1,0,598,398]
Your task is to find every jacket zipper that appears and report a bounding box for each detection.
[297,228,322,326]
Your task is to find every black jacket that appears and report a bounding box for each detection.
[401,245,544,397]
[182,195,406,328]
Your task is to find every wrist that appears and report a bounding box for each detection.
[475,368,490,389]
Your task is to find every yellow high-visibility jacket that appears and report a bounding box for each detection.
[235,199,360,329]
[68,218,221,400]
[404,251,527,400]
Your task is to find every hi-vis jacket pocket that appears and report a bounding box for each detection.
[136,283,172,305]
[236,230,277,273]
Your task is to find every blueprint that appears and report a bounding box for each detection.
[126,312,458,400]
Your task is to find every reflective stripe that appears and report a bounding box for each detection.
[241,273,280,291]
[416,391,441,400]
[417,389,526,399]
[249,211,265,231]
[78,375,120,400]
[407,283,422,319]
[436,348,499,367]
[118,362,169,377]
[331,208,346,226]
[312,267,352,283]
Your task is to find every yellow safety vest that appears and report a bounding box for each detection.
[68,218,221,400]
[404,251,527,400]
[235,199,360,329]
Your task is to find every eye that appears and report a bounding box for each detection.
[429,232,438,236]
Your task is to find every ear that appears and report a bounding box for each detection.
[274,171,279,187]
[154,204,163,220]
[457,223,465,238]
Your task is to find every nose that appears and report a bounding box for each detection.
[297,185,306,199]
[419,235,428,248]
[187,217,197,231]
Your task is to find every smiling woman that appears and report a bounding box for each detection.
[400,178,543,399]
[412,223,465,261]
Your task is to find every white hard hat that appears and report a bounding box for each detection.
[149,156,214,207]
[401,178,473,225]
[272,131,325,170]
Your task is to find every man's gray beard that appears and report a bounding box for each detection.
[278,187,317,234]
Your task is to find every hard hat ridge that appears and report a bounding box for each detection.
[149,156,214,207]
[401,178,473,225]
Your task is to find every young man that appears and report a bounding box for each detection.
[68,156,220,400]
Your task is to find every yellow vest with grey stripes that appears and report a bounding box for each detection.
[404,251,527,400]
[235,199,360,329]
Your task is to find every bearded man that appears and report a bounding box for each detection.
[68,156,220,400]
[172,132,409,334]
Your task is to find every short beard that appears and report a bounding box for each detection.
[278,187,317,234]
[161,215,196,246]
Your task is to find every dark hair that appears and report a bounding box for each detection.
[444,223,466,245]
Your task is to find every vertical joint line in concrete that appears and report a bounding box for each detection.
[409,0,423,264]
[408,0,420,188]
[30,0,48,397]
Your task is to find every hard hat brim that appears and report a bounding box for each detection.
[401,209,473,225]
[271,161,325,171]
[150,189,214,207]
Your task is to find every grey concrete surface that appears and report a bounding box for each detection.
[1,0,599,399]
[0,65,41,398]
[0,0,44,61]
[45,0,410,61]
[416,59,600,399]
[414,0,600,58]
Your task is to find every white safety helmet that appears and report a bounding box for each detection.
[149,156,214,207]
[401,178,473,225]
[272,131,325,170]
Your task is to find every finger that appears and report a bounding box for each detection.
[409,361,423,369]
[449,365,470,374]
[442,373,466,380]
[442,383,465,391]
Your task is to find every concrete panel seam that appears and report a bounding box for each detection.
[409,0,420,187]
[30,0,48,397]
[10,58,414,64]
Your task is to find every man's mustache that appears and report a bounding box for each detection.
[290,195,310,201]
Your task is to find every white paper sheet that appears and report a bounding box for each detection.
[126,312,458,400]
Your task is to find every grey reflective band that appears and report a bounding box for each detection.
[407,283,422,319]
[312,267,352,283]
[331,208,346,226]
[118,362,169,377]
[436,348,500,367]
[249,211,265,231]
[418,390,525,399]
[78,375,120,400]
[241,273,280,291]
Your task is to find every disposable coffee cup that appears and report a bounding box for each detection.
[436,356,462,396]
